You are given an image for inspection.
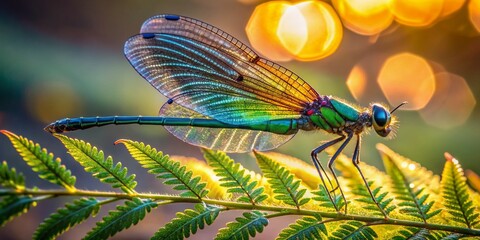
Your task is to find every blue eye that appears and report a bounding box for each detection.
[373,105,388,127]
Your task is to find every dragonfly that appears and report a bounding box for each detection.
[45,14,405,215]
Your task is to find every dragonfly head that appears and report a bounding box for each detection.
[371,102,406,138]
[371,104,391,137]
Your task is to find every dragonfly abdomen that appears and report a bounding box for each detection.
[44,116,300,135]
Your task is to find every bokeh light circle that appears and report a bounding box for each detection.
[245,1,293,61]
[419,72,476,129]
[246,0,343,61]
[332,0,394,35]
[284,1,343,61]
[388,0,444,27]
[377,53,435,110]
[469,0,480,32]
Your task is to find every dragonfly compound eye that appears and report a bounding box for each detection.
[372,104,391,137]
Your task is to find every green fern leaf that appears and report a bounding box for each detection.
[34,197,100,240]
[329,221,377,240]
[277,215,326,240]
[152,203,220,240]
[55,134,136,194]
[116,140,208,198]
[215,211,268,240]
[254,151,310,208]
[1,130,76,191]
[0,196,35,227]
[351,180,396,216]
[392,227,431,240]
[0,161,25,190]
[84,197,157,240]
[203,149,267,204]
[312,184,344,210]
[440,153,480,228]
[378,144,441,222]
[392,227,463,240]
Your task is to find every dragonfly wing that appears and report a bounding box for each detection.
[160,102,295,152]
[124,14,319,125]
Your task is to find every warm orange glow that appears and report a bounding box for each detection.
[245,1,293,61]
[346,65,367,101]
[419,72,476,129]
[440,0,465,18]
[377,53,435,110]
[246,1,343,61]
[332,0,394,35]
[25,81,84,123]
[277,5,308,55]
[469,0,480,32]
[287,1,343,60]
[388,0,444,27]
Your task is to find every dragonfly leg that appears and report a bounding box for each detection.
[351,134,388,218]
[327,132,353,214]
[311,135,345,212]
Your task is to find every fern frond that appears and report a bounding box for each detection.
[329,221,377,240]
[215,211,268,240]
[34,197,100,240]
[311,184,343,210]
[173,155,228,199]
[333,150,395,216]
[258,152,322,190]
[0,196,35,227]
[277,215,326,240]
[0,161,25,190]
[351,181,396,216]
[115,140,208,199]
[84,197,157,240]
[152,203,220,240]
[378,144,441,222]
[392,227,463,240]
[55,134,136,194]
[203,149,267,204]
[392,227,432,240]
[1,130,75,191]
[440,153,480,229]
[254,151,310,208]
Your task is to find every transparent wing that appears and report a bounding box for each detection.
[160,102,295,152]
[124,14,319,125]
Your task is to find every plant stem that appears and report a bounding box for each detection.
[2,188,479,236]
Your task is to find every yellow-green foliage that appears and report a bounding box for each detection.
[1,131,480,239]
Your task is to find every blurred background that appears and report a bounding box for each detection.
[0,0,479,239]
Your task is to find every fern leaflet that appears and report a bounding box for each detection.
[84,197,157,240]
[0,161,25,190]
[392,227,462,240]
[116,140,208,198]
[215,211,268,240]
[277,215,326,240]
[329,221,377,240]
[440,153,480,228]
[152,203,220,240]
[203,149,267,204]
[1,130,76,191]
[0,196,35,227]
[351,181,396,216]
[55,134,136,194]
[254,151,310,208]
[378,145,441,221]
[34,197,100,240]
[311,184,344,210]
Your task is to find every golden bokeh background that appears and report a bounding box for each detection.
[0,0,479,239]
